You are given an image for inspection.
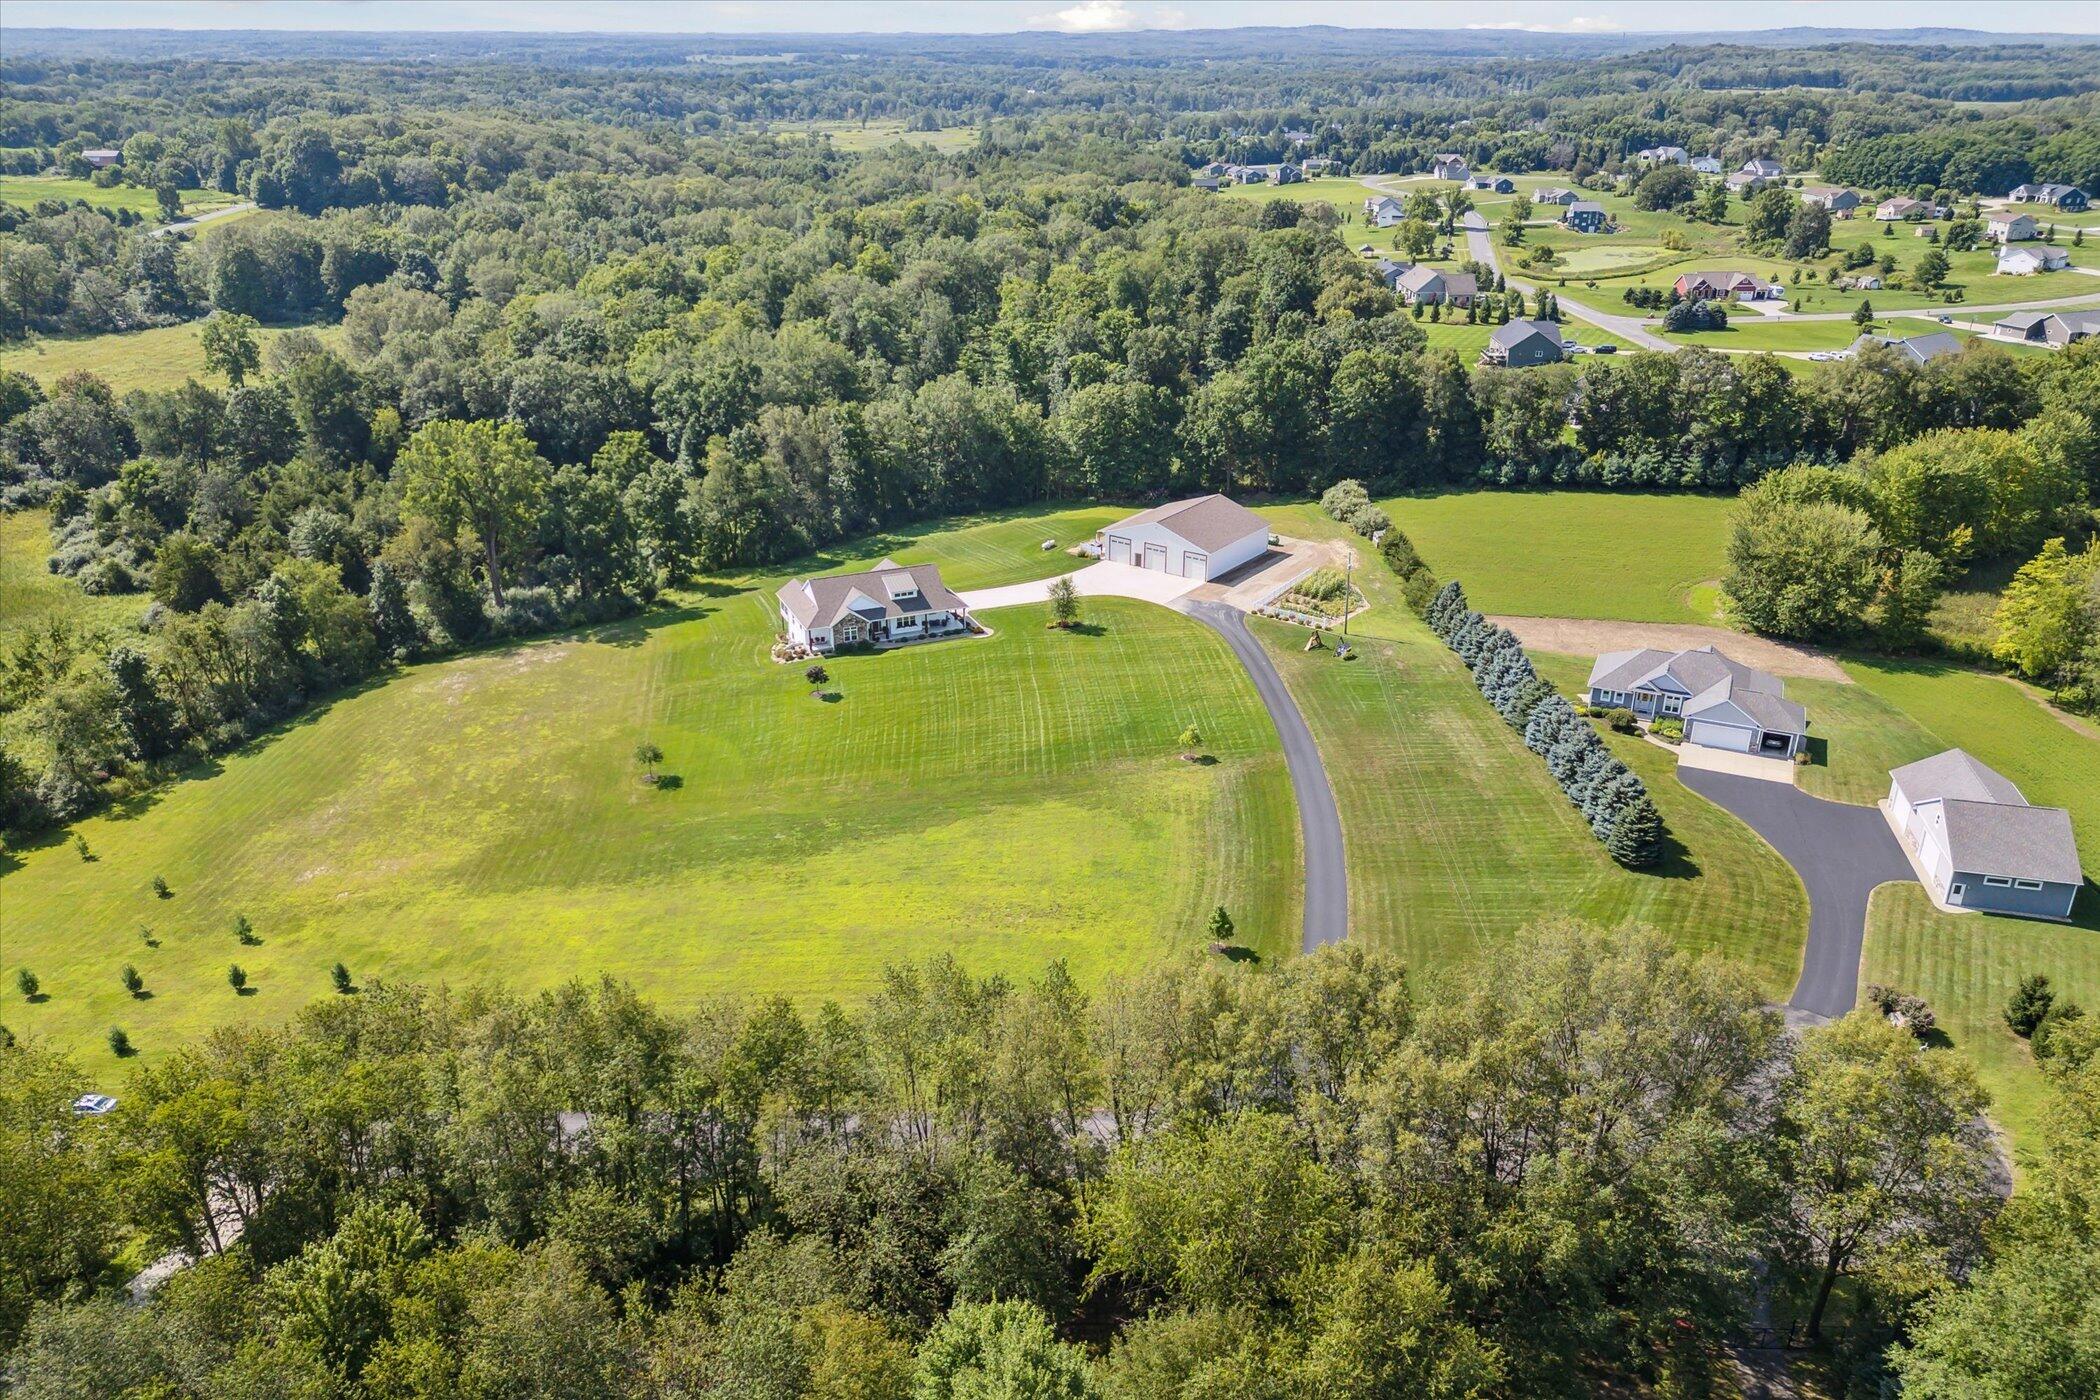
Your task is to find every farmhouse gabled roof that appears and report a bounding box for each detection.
[777,559,968,629]
[1105,495,1268,553]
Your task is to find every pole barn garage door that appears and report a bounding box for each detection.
[1181,551,1207,579]
[1106,536,1131,564]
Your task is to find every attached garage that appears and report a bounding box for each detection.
[1097,495,1271,583]
[1685,719,1753,752]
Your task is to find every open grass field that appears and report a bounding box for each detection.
[771,121,977,153]
[0,320,348,394]
[1861,884,2100,1171]
[1379,490,1735,624]
[0,175,240,219]
[1661,316,1892,353]
[0,509,144,647]
[1254,508,1806,998]
[0,505,1302,1067]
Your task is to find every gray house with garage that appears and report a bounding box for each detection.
[1888,750,2083,920]
[1586,645,1808,757]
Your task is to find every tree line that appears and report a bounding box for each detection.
[7,920,2080,1397]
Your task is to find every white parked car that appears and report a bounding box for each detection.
[71,1093,117,1116]
[1807,352,1833,362]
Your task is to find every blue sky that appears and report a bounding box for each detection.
[6,1,2099,36]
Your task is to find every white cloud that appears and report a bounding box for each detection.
[1030,1,1146,32]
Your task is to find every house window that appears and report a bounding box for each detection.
[839,625,859,642]
[1983,876,2013,887]
[1662,697,1682,715]
[2015,879,2044,890]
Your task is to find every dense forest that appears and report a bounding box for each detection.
[4,31,2100,1393]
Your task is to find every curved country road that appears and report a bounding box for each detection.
[1676,769,1916,1017]
[1177,599,1349,952]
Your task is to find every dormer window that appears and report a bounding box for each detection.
[882,572,920,602]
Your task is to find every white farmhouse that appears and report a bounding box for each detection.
[1097,495,1271,581]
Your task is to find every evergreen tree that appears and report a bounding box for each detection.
[1606,793,1664,866]
[367,559,419,657]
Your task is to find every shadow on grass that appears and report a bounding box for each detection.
[1641,827,1703,882]
[1211,943,1262,964]
[1060,621,1107,637]
[652,774,684,791]
[234,986,258,997]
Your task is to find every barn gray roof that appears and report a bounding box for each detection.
[1104,494,1269,553]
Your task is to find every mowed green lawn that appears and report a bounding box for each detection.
[0,506,1301,1066]
[1862,884,2100,1170]
[1255,506,1806,997]
[1380,490,1736,624]
[1409,320,1637,357]
[0,174,240,218]
[0,320,349,394]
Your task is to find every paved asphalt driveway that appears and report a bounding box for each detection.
[1676,769,1915,1017]
[1178,600,1349,952]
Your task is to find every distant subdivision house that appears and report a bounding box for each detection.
[1849,331,1962,366]
[1740,157,1784,178]
[1888,750,2082,920]
[2008,183,2089,211]
[1637,145,1690,165]
[1561,201,1608,233]
[1534,186,1579,206]
[1364,194,1407,227]
[81,148,121,169]
[1690,156,1724,175]
[777,560,972,654]
[1431,154,1469,182]
[1986,211,2039,243]
[1480,320,1566,368]
[1392,265,1478,307]
[1997,244,2070,275]
[1097,495,1270,580]
[1802,185,1862,216]
[1992,310,2100,346]
[1586,646,1808,757]
[1874,196,1929,221]
[1673,269,1782,302]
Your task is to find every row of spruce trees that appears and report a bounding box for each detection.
[1425,580,1665,867]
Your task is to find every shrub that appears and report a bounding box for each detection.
[331,962,353,994]
[1651,717,1684,743]
[1605,707,1636,733]
[1865,984,1937,1038]
[1345,503,1391,539]
[228,964,247,991]
[15,969,38,1000]
[108,1026,133,1057]
[2033,1001,2086,1060]
[1319,479,1371,522]
[2004,973,2054,1039]
[120,964,143,997]
[152,875,171,899]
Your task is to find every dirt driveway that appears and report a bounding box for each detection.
[1489,617,1852,683]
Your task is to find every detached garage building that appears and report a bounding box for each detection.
[1097,495,1271,582]
[1888,750,2082,920]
